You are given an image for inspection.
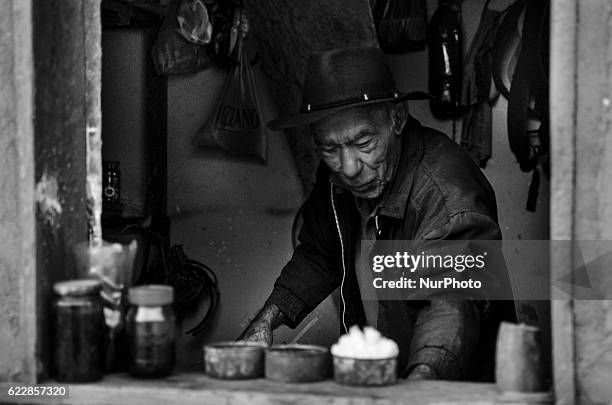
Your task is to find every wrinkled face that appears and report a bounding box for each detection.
[312,103,406,200]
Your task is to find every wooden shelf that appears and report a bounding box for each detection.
[0,373,552,405]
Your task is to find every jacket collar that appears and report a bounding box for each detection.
[375,115,424,219]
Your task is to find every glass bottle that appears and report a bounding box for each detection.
[125,285,176,377]
[53,279,106,382]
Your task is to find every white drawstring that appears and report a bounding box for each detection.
[330,181,348,334]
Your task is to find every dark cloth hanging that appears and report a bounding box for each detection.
[371,0,428,53]
[460,0,514,168]
[506,0,549,212]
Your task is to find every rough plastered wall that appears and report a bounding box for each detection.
[169,0,378,369]
[167,61,340,370]
[0,0,36,383]
[246,0,378,191]
[571,1,612,403]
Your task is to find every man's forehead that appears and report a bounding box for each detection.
[312,121,376,145]
[311,105,389,143]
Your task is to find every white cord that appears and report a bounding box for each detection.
[330,181,348,334]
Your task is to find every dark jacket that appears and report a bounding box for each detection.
[268,117,515,380]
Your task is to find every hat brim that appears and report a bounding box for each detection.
[267,91,431,131]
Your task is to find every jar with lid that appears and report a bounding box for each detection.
[126,285,176,377]
[53,279,106,382]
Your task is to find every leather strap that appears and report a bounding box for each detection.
[507,0,549,167]
[506,0,549,212]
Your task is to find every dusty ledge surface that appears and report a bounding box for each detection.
[0,373,551,405]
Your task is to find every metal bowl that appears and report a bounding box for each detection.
[265,344,331,383]
[333,355,397,386]
[203,341,267,379]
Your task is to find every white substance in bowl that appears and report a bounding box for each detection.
[331,326,399,359]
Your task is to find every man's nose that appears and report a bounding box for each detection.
[339,147,362,179]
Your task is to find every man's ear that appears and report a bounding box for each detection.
[390,102,408,135]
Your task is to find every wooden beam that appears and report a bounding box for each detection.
[0,0,37,384]
[32,0,103,380]
[84,0,103,245]
[551,0,612,403]
[572,0,612,402]
[549,0,577,403]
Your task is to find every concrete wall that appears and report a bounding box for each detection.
[102,29,151,217]
[566,1,612,403]
[0,0,36,383]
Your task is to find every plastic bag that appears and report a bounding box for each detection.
[73,240,138,371]
[195,16,267,163]
[176,0,213,45]
[371,0,427,53]
[151,0,213,75]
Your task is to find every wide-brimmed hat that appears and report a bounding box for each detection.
[267,47,429,130]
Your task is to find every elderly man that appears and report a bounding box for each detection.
[238,47,515,381]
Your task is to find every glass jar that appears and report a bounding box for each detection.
[53,279,106,382]
[126,285,176,377]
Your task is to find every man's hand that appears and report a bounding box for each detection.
[406,364,438,380]
[237,301,286,345]
[238,320,273,345]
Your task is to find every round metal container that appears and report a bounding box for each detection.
[203,341,267,379]
[333,355,397,386]
[265,344,331,383]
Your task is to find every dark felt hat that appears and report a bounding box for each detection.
[267,47,429,130]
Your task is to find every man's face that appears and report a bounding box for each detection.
[312,104,404,200]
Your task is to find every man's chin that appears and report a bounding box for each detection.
[350,186,383,200]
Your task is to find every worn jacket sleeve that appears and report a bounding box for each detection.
[267,167,342,328]
[405,210,502,380]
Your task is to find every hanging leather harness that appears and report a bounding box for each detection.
[495,0,550,211]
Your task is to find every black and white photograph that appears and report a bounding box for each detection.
[0,0,610,404]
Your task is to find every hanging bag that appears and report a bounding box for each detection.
[151,0,213,75]
[176,0,213,46]
[194,11,267,163]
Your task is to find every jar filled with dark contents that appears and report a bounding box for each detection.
[53,279,106,382]
[126,285,176,377]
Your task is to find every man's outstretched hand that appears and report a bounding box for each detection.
[237,320,273,345]
[406,364,438,380]
[236,301,286,345]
